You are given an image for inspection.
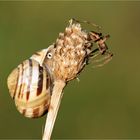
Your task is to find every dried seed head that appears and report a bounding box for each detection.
[44,19,113,82]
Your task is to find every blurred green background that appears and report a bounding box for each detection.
[0,1,140,139]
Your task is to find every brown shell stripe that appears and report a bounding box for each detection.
[33,107,40,117]
[22,109,26,116]
[17,63,24,98]
[45,64,53,95]
[36,65,43,96]
[34,52,41,56]
[46,75,50,92]
[26,59,33,101]
[13,68,19,99]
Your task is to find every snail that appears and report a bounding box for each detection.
[7,19,113,139]
[7,47,55,118]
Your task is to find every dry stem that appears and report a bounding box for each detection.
[42,80,66,140]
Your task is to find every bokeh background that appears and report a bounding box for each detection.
[0,1,140,139]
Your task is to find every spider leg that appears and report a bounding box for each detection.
[93,56,113,68]
[92,52,112,63]
[90,51,101,59]
[71,18,101,31]
[97,35,110,54]
[92,52,113,68]
[89,47,101,58]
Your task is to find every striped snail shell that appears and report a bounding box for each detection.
[7,46,54,118]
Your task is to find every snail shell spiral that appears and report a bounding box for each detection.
[7,49,54,118]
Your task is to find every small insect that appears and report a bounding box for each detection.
[7,19,113,139]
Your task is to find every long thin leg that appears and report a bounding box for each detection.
[92,52,113,68]
[71,18,101,30]
[92,52,112,63]
[92,56,113,68]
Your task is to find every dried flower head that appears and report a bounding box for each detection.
[44,19,113,82]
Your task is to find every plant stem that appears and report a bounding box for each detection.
[42,80,66,140]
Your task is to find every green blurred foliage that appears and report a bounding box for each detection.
[0,1,140,139]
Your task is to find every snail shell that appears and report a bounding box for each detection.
[7,48,54,118]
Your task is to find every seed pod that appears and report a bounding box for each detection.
[7,48,54,118]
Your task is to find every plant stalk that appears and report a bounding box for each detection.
[42,80,66,140]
